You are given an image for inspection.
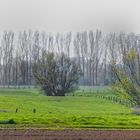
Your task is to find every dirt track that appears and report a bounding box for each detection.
[0,129,140,140]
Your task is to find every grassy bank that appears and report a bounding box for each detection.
[0,88,139,129]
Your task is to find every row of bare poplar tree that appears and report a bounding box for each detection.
[0,30,139,88]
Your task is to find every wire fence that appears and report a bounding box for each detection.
[94,95,137,108]
[69,87,137,108]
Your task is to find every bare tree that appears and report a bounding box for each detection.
[2,31,14,88]
[94,30,103,85]
[63,32,72,57]
[88,31,95,85]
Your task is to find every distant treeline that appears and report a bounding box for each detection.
[0,30,139,87]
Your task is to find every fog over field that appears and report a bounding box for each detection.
[0,0,139,33]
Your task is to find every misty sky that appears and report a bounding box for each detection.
[0,0,140,33]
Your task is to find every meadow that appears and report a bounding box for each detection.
[0,87,139,129]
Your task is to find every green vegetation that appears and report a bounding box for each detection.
[0,88,139,129]
[33,52,81,96]
[112,47,140,106]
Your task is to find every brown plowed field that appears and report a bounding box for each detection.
[0,129,140,140]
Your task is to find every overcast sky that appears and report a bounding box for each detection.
[0,0,140,33]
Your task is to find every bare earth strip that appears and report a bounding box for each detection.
[0,129,140,140]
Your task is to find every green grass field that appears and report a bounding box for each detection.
[0,87,139,129]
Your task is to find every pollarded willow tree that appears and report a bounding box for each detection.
[33,52,82,96]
